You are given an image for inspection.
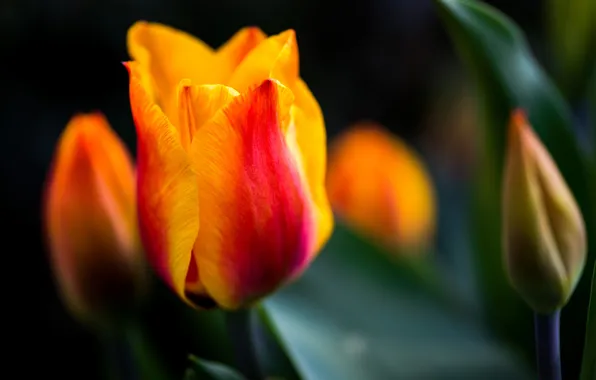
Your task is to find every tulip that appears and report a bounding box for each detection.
[125,23,333,310]
[326,122,436,253]
[44,113,144,323]
[502,109,586,314]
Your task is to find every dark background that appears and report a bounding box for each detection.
[1,0,546,377]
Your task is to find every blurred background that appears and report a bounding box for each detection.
[0,0,573,378]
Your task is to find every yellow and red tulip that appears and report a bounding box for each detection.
[44,113,144,323]
[125,22,333,309]
[326,122,436,253]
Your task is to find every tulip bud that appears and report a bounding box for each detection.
[44,113,145,324]
[326,122,436,253]
[502,110,586,314]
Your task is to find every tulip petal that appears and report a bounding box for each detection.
[174,80,240,150]
[174,81,239,294]
[71,115,138,249]
[216,27,267,81]
[126,62,200,302]
[189,79,315,309]
[505,113,566,302]
[227,30,299,93]
[290,79,334,253]
[226,27,332,251]
[532,134,586,289]
[127,21,219,119]
[45,113,138,317]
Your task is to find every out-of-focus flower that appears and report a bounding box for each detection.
[44,113,144,323]
[502,110,586,314]
[125,23,333,310]
[326,122,436,253]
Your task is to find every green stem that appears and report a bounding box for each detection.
[534,311,562,380]
[580,264,596,380]
[101,326,138,380]
[224,308,262,380]
[100,320,169,380]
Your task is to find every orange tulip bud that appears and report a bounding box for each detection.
[326,123,436,253]
[503,110,586,313]
[125,24,333,309]
[44,113,144,323]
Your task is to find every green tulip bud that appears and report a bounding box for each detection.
[502,110,587,314]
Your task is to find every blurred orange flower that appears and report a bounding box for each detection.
[44,113,144,323]
[327,122,436,253]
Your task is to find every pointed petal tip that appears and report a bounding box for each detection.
[127,20,150,36]
[65,112,110,139]
[276,29,297,47]
[280,29,296,40]
[260,77,276,90]
[254,78,294,113]
[253,78,281,99]
[508,108,530,142]
[511,108,528,126]
[69,111,101,124]
[84,111,108,125]
[244,26,266,37]
[176,78,193,91]
[122,61,133,72]
[129,20,148,27]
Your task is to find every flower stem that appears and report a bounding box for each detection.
[102,327,138,380]
[534,310,562,380]
[224,308,262,380]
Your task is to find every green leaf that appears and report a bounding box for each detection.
[136,276,234,377]
[260,224,532,380]
[122,322,173,380]
[590,71,596,153]
[434,0,596,369]
[250,309,301,380]
[434,0,589,198]
[185,356,246,380]
[580,264,596,380]
[99,317,175,380]
[547,0,596,101]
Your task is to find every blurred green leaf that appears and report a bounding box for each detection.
[259,223,532,380]
[184,356,246,380]
[130,276,234,379]
[434,0,587,190]
[590,71,596,152]
[123,322,173,380]
[250,309,301,380]
[580,264,596,380]
[547,0,596,101]
[434,0,596,372]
